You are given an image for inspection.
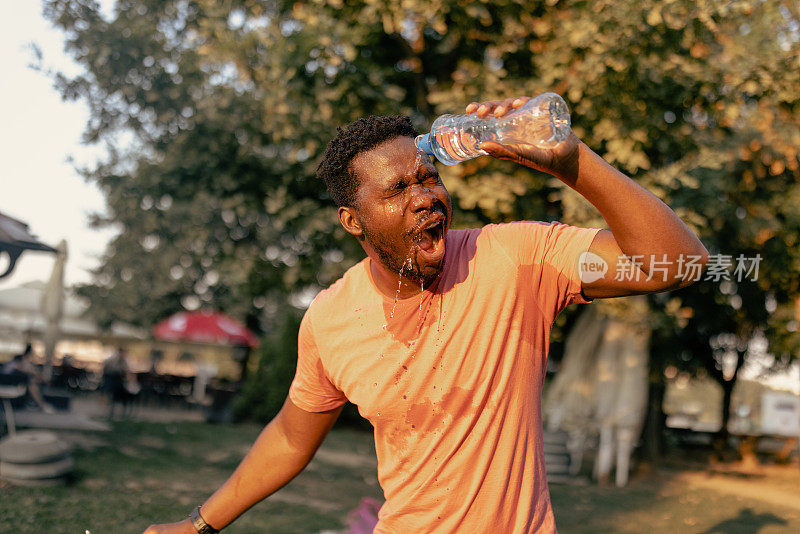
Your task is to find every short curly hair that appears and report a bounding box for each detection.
[317,115,419,207]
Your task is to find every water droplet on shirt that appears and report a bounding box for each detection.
[386,254,413,326]
[418,279,425,320]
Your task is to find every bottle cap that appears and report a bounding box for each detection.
[415,134,434,156]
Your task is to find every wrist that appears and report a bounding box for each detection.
[189,506,220,534]
[552,139,586,187]
[180,519,200,534]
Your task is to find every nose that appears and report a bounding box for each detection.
[408,184,436,213]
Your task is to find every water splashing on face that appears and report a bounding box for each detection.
[413,149,429,177]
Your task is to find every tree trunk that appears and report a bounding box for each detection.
[712,378,737,457]
[642,376,667,463]
[713,347,745,453]
[720,379,734,439]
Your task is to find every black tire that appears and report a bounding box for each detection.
[0,456,74,480]
[0,431,71,463]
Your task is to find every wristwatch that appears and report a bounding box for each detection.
[189,506,220,534]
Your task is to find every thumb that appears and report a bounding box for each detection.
[479,141,518,161]
[481,141,550,170]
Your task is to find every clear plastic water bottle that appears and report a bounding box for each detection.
[415,92,571,166]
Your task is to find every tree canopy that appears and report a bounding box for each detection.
[44,0,799,422]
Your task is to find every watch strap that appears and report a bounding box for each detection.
[189,506,220,534]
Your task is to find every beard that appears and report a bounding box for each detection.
[360,220,443,286]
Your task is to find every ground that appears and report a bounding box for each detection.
[549,462,800,533]
[1,414,798,533]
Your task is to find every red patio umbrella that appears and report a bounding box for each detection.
[152,310,260,348]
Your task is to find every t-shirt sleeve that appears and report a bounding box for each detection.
[288,311,348,412]
[489,221,600,319]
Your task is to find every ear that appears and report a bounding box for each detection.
[338,206,364,237]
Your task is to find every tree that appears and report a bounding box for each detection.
[45,0,799,434]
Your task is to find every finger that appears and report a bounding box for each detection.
[493,97,524,117]
[480,141,518,160]
[510,96,529,108]
[474,100,505,118]
[481,141,551,170]
[472,96,529,118]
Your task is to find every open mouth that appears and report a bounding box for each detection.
[411,215,446,263]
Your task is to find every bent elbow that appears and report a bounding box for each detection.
[675,245,710,289]
[694,244,710,266]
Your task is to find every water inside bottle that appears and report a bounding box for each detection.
[431,115,495,163]
[496,97,570,148]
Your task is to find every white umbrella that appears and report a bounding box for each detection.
[543,296,651,486]
[39,239,67,379]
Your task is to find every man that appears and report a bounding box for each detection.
[2,343,55,413]
[103,347,134,418]
[144,96,708,533]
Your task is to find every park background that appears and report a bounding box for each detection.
[1,0,799,533]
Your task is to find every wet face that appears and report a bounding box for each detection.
[342,136,452,286]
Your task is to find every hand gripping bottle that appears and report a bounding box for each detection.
[415,92,571,166]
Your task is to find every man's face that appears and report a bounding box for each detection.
[347,136,452,285]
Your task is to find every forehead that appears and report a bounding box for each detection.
[351,136,420,188]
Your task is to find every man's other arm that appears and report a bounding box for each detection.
[142,399,342,534]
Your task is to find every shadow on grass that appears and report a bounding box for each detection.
[550,464,799,534]
[697,508,787,534]
[705,468,767,480]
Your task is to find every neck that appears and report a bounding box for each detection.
[369,258,428,299]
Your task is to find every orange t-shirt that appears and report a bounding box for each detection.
[289,221,599,533]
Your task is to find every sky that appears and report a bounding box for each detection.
[1,1,116,289]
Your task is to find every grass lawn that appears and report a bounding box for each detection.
[0,420,382,534]
[549,466,800,534]
[1,419,798,533]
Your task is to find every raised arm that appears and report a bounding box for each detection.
[142,399,342,533]
[467,96,709,298]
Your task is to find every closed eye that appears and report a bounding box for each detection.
[385,172,439,197]
[385,181,407,197]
